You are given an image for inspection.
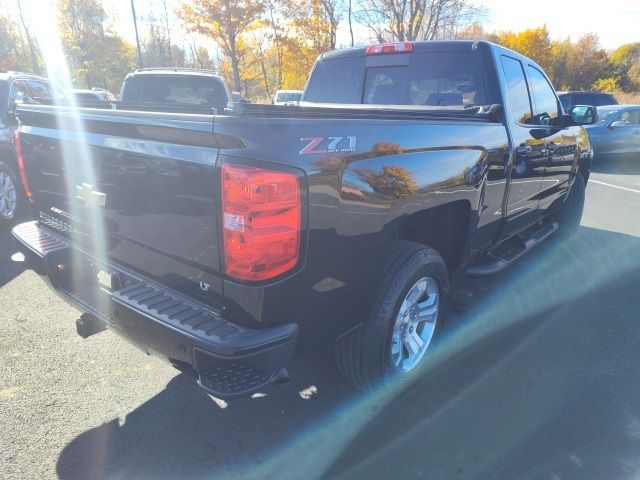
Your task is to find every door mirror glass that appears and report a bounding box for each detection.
[7,98,17,115]
[570,105,597,125]
[609,120,626,128]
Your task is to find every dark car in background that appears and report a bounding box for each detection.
[585,104,640,162]
[0,72,65,226]
[120,68,232,111]
[558,91,618,111]
[66,88,118,102]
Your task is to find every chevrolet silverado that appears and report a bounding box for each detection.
[11,41,595,397]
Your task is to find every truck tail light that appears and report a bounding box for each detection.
[14,131,32,199]
[221,162,301,281]
[366,42,414,55]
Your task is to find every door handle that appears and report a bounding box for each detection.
[515,145,532,157]
[633,130,640,135]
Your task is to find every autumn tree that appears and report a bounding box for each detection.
[16,0,39,74]
[0,14,33,72]
[178,0,266,92]
[496,26,552,73]
[58,0,135,92]
[565,34,608,90]
[141,24,186,68]
[608,43,640,92]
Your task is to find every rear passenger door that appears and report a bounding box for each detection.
[526,65,578,212]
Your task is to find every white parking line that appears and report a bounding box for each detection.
[590,179,640,194]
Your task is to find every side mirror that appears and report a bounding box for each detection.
[7,99,17,115]
[570,105,597,125]
[609,120,626,129]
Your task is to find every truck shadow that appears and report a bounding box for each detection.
[55,225,640,480]
[0,211,33,288]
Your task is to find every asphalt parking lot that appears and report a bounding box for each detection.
[1,162,640,480]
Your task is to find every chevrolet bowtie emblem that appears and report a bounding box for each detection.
[75,183,106,207]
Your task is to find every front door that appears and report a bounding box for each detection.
[525,65,578,212]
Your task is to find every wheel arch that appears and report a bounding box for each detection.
[395,200,473,273]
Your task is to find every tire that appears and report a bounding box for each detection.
[335,241,449,391]
[0,161,22,227]
[553,171,585,237]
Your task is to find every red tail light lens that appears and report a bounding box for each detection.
[366,42,414,55]
[221,162,301,281]
[14,131,31,199]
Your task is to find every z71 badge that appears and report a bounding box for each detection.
[299,136,357,155]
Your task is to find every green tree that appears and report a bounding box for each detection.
[496,26,553,73]
[58,0,135,92]
[141,24,186,68]
[608,43,640,92]
[0,14,32,72]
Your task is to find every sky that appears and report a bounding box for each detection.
[108,0,639,51]
[478,0,640,50]
[6,0,640,53]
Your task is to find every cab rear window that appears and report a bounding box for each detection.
[305,51,486,107]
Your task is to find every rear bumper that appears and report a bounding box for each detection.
[12,221,298,397]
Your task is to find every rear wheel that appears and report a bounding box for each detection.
[335,241,449,391]
[0,162,20,226]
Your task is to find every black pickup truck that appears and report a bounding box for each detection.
[12,41,595,397]
[0,72,65,225]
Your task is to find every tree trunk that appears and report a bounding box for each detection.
[163,0,172,66]
[269,3,283,88]
[348,0,354,47]
[16,0,39,74]
[229,35,242,93]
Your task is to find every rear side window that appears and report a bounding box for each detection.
[500,56,532,124]
[526,66,559,125]
[305,51,486,106]
[122,75,229,107]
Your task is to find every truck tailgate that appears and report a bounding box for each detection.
[18,106,224,306]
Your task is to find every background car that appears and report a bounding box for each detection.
[66,88,118,102]
[558,91,618,111]
[120,68,232,110]
[585,105,640,162]
[0,72,65,226]
[272,89,303,105]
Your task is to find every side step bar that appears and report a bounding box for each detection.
[467,222,558,277]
